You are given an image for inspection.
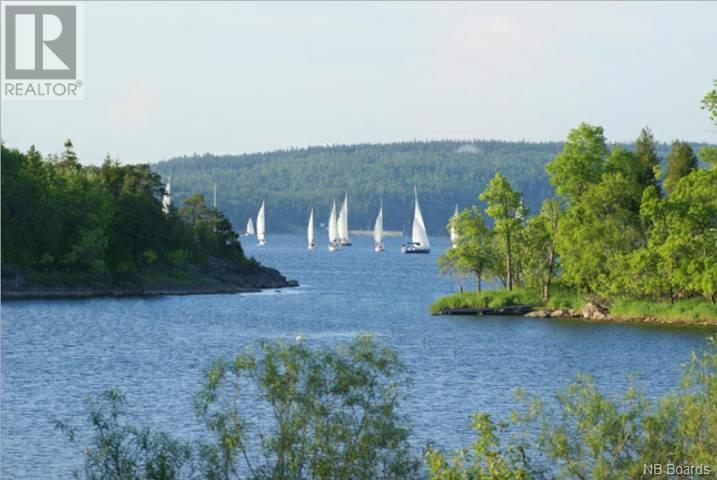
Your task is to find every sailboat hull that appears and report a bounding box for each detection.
[402,244,430,254]
[339,240,352,246]
[374,243,384,253]
[258,239,267,246]
[328,243,338,252]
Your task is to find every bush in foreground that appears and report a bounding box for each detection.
[60,336,717,479]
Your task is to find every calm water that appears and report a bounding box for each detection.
[2,234,714,479]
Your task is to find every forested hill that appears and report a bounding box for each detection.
[154,139,693,234]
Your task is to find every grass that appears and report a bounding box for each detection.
[431,285,717,324]
[611,298,717,323]
[430,287,542,314]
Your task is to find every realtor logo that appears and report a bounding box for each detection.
[2,2,83,99]
[5,5,76,79]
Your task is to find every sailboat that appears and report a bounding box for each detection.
[328,201,339,252]
[307,208,316,250]
[337,193,352,246]
[374,201,384,252]
[402,187,431,254]
[450,204,459,248]
[256,200,267,246]
[245,218,255,236]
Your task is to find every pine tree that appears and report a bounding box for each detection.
[58,139,80,170]
[664,141,697,193]
[635,127,660,190]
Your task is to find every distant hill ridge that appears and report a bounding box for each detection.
[153,139,706,234]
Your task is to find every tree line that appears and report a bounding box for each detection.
[440,82,717,305]
[153,139,708,234]
[1,142,252,283]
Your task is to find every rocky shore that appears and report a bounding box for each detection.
[1,257,298,300]
[437,301,717,327]
[526,302,717,327]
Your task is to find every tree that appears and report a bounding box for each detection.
[56,389,193,480]
[701,79,717,128]
[57,138,81,171]
[439,207,497,292]
[194,335,418,479]
[179,194,209,229]
[634,127,660,190]
[545,123,608,202]
[479,173,524,291]
[557,172,643,293]
[699,79,717,170]
[426,413,531,480]
[519,199,560,300]
[664,140,697,194]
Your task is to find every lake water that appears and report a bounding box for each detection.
[2,234,714,479]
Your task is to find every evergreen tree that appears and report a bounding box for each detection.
[58,139,81,171]
[634,127,660,190]
[664,141,698,193]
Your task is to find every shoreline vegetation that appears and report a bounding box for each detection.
[1,142,297,300]
[434,81,717,328]
[431,287,717,327]
[56,334,717,479]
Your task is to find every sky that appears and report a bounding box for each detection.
[2,1,716,165]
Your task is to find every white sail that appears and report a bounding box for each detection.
[212,183,217,208]
[374,203,383,244]
[161,177,171,215]
[450,204,459,247]
[328,201,338,243]
[307,209,315,248]
[337,193,350,243]
[246,218,255,236]
[412,187,430,248]
[256,200,266,244]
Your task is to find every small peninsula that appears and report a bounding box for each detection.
[1,142,297,300]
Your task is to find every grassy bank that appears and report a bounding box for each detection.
[611,298,717,323]
[431,287,717,324]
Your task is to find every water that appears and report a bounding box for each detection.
[2,234,714,478]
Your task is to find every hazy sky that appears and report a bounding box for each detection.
[3,1,716,165]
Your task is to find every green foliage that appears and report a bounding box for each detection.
[1,142,250,284]
[479,173,525,290]
[61,336,717,479]
[426,414,531,480]
[511,336,717,479]
[440,207,498,291]
[701,79,717,128]
[664,140,698,194]
[194,335,418,479]
[634,127,661,190]
[514,199,560,300]
[430,288,543,314]
[55,389,193,480]
[154,140,693,234]
[610,298,717,323]
[545,123,608,202]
